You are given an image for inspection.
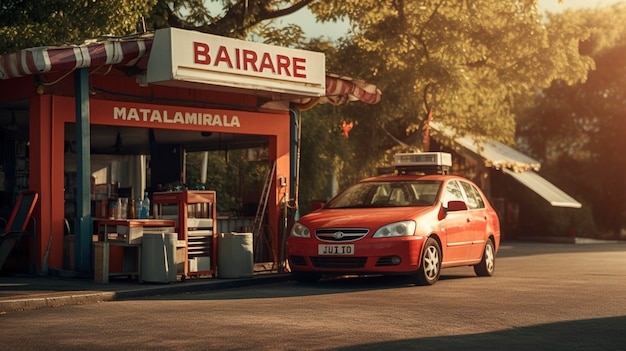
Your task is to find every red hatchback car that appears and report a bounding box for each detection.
[287,152,500,285]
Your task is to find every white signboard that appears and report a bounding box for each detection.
[147,28,326,98]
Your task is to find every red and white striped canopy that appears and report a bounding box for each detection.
[0,36,153,79]
[0,33,381,106]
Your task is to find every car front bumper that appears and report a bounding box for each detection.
[287,237,427,274]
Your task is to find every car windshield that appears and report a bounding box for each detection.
[325,180,443,209]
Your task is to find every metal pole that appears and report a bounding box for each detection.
[74,68,93,273]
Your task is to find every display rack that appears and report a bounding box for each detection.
[152,190,217,280]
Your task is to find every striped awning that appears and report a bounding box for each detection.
[0,34,381,106]
[290,73,382,110]
[323,74,382,105]
[0,36,153,79]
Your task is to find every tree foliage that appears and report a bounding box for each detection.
[0,0,158,53]
[517,4,626,236]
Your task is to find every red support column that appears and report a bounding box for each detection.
[269,123,291,270]
[29,94,66,273]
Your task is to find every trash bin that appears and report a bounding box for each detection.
[217,232,254,278]
[141,232,178,283]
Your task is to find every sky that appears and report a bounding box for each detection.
[538,0,625,12]
[274,0,626,41]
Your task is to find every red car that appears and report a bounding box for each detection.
[287,152,500,285]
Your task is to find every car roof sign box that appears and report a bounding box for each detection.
[394,152,452,175]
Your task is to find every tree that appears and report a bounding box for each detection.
[517,4,626,237]
[303,0,593,189]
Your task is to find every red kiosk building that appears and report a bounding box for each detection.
[0,28,381,277]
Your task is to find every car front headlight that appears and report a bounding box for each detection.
[372,220,417,238]
[290,222,311,238]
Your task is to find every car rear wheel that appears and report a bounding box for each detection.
[474,239,495,277]
[292,272,322,284]
[415,237,441,286]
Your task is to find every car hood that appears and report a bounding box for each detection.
[299,206,434,229]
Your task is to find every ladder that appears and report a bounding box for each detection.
[252,161,276,260]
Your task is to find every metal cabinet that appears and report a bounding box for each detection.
[152,190,217,279]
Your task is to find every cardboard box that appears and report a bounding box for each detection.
[188,256,211,272]
[188,257,197,272]
[197,256,211,271]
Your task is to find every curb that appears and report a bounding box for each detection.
[0,292,117,313]
[0,274,292,314]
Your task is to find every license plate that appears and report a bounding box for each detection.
[318,244,354,255]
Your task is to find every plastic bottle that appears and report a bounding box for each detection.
[109,200,117,219]
[135,198,143,219]
[141,192,150,219]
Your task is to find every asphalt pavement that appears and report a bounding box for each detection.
[2,238,621,315]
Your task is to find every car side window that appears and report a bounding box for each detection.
[460,181,485,209]
[443,180,465,208]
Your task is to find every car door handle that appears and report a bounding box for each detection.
[466,218,471,223]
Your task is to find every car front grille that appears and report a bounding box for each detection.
[310,256,367,269]
[289,256,307,266]
[315,228,369,242]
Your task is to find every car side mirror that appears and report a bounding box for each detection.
[446,200,468,212]
[311,201,325,211]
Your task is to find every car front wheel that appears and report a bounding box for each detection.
[415,237,441,286]
[474,239,495,277]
